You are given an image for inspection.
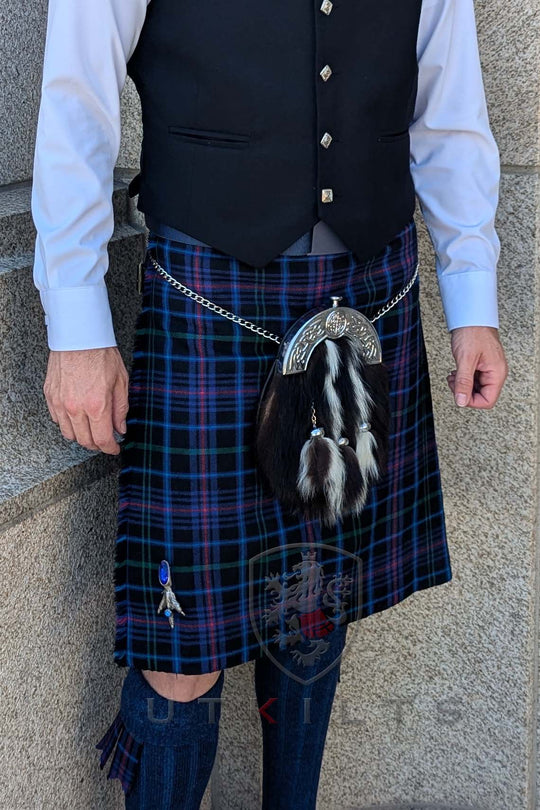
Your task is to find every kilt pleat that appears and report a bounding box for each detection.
[112,219,452,674]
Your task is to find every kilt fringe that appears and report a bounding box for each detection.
[96,711,142,796]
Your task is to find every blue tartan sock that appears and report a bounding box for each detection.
[118,667,224,810]
[253,622,348,810]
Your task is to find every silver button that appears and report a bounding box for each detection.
[320,132,333,149]
[320,64,333,82]
[321,188,334,203]
[320,0,333,14]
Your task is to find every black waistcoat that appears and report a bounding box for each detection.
[127,0,422,268]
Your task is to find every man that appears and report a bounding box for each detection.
[31,0,508,807]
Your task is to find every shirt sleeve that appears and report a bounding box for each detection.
[411,0,501,332]
[31,0,150,351]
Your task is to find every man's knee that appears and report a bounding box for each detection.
[141,668,222,702]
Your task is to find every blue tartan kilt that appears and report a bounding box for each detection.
[112,218,452,675]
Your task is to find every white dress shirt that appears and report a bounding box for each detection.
[31,0,501,352]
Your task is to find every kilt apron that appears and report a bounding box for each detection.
[112,218,452,675]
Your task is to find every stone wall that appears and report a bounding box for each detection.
[0,1,538,808]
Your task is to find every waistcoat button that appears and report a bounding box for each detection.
[320,0,333,14]
[321,188,334,203]
[320,132,333,148]
[319,64,333,82]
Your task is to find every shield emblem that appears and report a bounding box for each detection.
[248,542,363,685]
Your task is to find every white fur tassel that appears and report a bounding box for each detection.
[346,345,380,480]
[297,428,346,522]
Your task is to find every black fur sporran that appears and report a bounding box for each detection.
[255,300,390,527]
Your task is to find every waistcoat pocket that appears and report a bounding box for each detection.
[168,125,251,149]
[377,129,410,143]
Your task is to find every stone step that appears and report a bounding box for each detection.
[0,182,146,522]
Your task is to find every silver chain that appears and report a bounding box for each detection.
[146,253,419,345]
[370,261,420,322]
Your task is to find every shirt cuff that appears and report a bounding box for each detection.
[40,284,118,351]
[438,269,499,332]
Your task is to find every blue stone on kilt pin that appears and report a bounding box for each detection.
[159,559,170,587]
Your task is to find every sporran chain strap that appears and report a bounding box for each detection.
[144,253,419,344]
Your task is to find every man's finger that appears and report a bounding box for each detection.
[56,411,77,442]
[467,368,505,410]
[447,368,505,409]
[111,375,129,436]
[67,411,101,450]
[452,356,478,407]
[88,409,121,455]
[45,400,59,425]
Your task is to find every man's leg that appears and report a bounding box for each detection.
[141,670,222,701]
[254,623,347,810]
[97,669,224,810]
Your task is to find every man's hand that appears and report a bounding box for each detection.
[43,347,129,455]
[446,326,508,409]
